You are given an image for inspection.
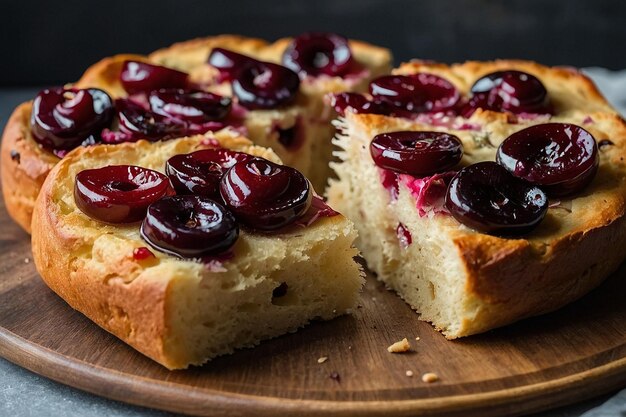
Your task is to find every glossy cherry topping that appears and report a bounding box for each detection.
[103,98,187,143]
[496,123,598,196]
[208,48,257,82]
[133,247,155,260]
[330,92,389,116]
[74,165,172,223]
[466,70,552,116]
[220,158,311,230]
[232,60,300,110]
[141,195,238,258]
[445,161,548,235]
[120,61,188,94]
[31,88,113,155]
[166,149,253,197]
[369,74,461,114]
[370,131,463,176]
[282,32,358,78]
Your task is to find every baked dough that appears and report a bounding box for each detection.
[31,130,364,369]
[327,60,626,337]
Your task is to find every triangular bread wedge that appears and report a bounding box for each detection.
[327,60,626,337]
[31,131,363,369]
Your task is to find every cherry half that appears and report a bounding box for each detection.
[220,158,311,230]
[445,161,548,235]
[141,195,238,258]
[496,123,598,196]
[282,32,358,78]
[369,73,461,114]
[465,70,552,116]
[105,98,187,143]
[31,88,114,155]
[208,48,257,82]
[120,61,188,95]
[370,131,463,176]
[149,89,231,123]
[166,149,253,197]
[232,60,300,110]
[74,165,172,223]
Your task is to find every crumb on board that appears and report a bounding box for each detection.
[422,372,439,383]
[24,258,30,264]
[415,336,420,341]
[405,370,414,377]
[317,356,328,364]
[387,338,411,353]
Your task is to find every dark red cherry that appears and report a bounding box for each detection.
[166,149,253,197]
[208,48,257,82]
[220,158,311,230]
[468,70,552,115]
[369,74,460,114]
[282,32,357,77]
[120,61,188,94]
[496,123,598,196]
[329,92,389,116]
[445,161,548,235]
[232,61,300,110]
[370,131,463,176]
[106,98,187,143]
[74,165,172,223]
[141,195,238,258]
[149,89,231,123]
[31,88,113,154]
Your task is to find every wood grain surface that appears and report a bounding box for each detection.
[0,195,624,417]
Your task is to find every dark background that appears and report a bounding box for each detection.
[2,0,625,87]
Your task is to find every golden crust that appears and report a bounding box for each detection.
[1,102,59,233]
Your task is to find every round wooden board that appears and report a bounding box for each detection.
[0,197,625,417]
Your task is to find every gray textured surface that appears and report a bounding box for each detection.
[1,70,625,416]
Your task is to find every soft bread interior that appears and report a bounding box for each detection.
[32,131,363,369]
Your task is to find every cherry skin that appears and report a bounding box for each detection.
[467,70,552,115]
[141,195,239,258]
[166,149,253,197]
[370,131,463,176]
[148,89,231,124]
[208,48,257,82]
[232,60,301,110]
[120,61,188,94]
[31,87,113,154]
[74,165,172,223]
[329,92,390,116]
[369,73,461,114]
[110,98,187,142]
[445,161,548,236]
[220,158,312,230]
[282,32,357,78]
[496,123,598,197]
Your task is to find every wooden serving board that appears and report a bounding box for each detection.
[0,197,625,417]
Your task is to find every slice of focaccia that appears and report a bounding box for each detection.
[31,131,363,369]
[327,60,626,338]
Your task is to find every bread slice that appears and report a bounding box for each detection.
[327,60,626,338]
[31,130,363,369]
[1,35,391,234]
